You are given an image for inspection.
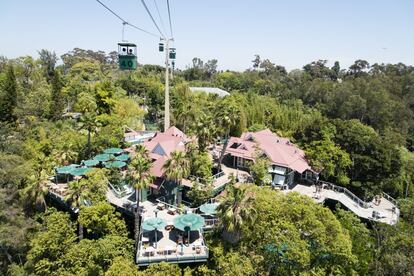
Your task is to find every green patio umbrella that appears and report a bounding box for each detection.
[142,217,167,231]
[115,153,130,162]
[174,213,205,246]
[103,148,124,154]
[93,154,112,162]
[199,203,218,215]
[142,217,167,248]
[82,159,100,167]
[104,161,127,169]
[70,167,92,177]
[173,213,205,231]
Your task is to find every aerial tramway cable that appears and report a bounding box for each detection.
[140,0,166,38]
[95,0,160,38]
[166,0,173,38]
[153,0,168,36]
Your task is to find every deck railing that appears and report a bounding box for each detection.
[136,224,209,266]
[136,249,209,266]
[189,171,226,186]
[318,181,369,208]
[204,218,220,228]
[382,192,398,206]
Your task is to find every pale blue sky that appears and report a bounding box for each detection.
[0,0,413,71]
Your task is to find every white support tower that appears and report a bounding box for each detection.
[163,38,173,131]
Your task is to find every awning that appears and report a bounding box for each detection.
[56,165,76,174]
[104,161,127,169]
[70,167,92,177]
[103,148,124,154]
[93,154,113,162]
[82,159,99,167]
[115,153,130,162]
[226,150,253,160]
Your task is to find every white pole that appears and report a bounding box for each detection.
[164,39,170,131]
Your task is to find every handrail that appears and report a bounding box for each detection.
[382,192,398,206]
[188,171,226,185]
[318,181,368,208]
[155,197,186,212]
[204,218,220,227]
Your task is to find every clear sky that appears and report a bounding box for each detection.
[1,0,413,71]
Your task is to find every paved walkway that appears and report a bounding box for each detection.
[288,184,399,225]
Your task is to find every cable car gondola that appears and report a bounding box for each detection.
[118,42,137,70]
[169,48,176,59]
[159,42,164,52]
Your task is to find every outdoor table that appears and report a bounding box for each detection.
[193,240,203,247]
[167,207,177,215]
[164,245,175,255]
[165,224,174,231]
[141,236,149,243]
[157,203,165,210]
[144,246,155,256]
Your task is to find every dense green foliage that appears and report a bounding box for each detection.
[0,49,413,275]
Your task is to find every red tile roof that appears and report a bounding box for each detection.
[142,126,187,177]
[226,129,314,173]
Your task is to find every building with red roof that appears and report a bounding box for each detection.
[224,129,318,187]
[141,126,189,201]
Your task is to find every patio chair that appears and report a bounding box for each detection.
[165,225,174,231]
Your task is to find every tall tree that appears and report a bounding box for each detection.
[252,54,261,70]
[0,65,17,123]
[65,180,89,240]
[128,144,153,247]
[79,112,100,158]
[21,170,49,212]
[49,70,65,120]
[216,185,257,243]
[38,49,57,82]
[26,211,77,275]
[163,150,190,205]
[249,152,271,186]
[194,113,216,153]
[65,169,108,240]
[216,97,240,170]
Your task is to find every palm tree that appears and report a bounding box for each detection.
[21,170,49,212]
[216,185,257,244]
[53,145,78,166]
[215,99,239,170]
[128,145,153,246]
[79,112,100,158]
[163,150,190,205]
[65,179,90,240]
[194,113,216,152]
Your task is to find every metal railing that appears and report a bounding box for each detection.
[382,192,398,206]
[108,181,133,198]
[136,250,209,266]
[318,181,369,208]
[204,218,220,228]
[136,225,209,266]
[189,171,226,186]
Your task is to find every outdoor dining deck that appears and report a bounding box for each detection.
[136,201,209,266]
